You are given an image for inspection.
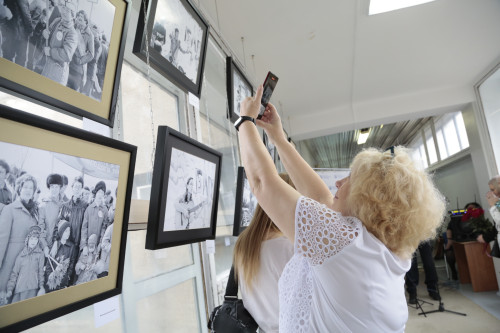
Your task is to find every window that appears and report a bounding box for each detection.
[434,111,468,159]
[409,134,428,169]
[424,126,438,165]
[369,0,437,15]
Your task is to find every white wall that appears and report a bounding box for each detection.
[463,102,496,211]
[433,154,480,212]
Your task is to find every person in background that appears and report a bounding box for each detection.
[82,21,101,97]
[38,173,63,256]
[0,174,39,296]
[477,176,500,294]
[74,233,98,285]
[233,173,295,333]
[52,176,87,259]
[405,241,439,304]
[236,86,445,332]
[445,202,490,280]
[95,31,108,100]
[95,221,112,278]
[44,220,76,292]
[81,186,91,204]
[5,225,45,304]
[67,9,94,92]
[0,159,12,214]
[40,0,77,86]
[80,181,108,253]
[60,174,69,203]
[1,0,33,67]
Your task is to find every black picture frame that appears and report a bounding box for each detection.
[0,0,130,127]
[232,167,257,236]
[0,105,136,332]
[146,126,222,249]
[133,0,209,97]
[226,57,254,123]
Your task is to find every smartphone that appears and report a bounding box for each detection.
[258,71,279,119]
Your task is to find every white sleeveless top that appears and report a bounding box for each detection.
[279,196,411,332]
[239,236,294,333]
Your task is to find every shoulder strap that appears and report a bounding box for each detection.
[224,265,238,299]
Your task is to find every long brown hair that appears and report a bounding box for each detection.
[233,173,295,291]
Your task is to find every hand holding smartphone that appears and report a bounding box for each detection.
[258,71,279,119]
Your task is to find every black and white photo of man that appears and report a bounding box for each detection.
[152,0,204,84]
[164,147,215,231]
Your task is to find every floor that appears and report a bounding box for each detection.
[405,258,500,333]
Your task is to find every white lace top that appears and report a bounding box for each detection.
[279,196,411,332]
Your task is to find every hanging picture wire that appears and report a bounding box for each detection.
[141,0,157,171]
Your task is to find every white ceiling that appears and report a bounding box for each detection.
[198,0,500,141]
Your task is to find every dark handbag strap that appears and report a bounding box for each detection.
[224,265,238,299]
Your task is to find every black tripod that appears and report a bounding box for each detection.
[408,298,433,317]
[417,284,466,317]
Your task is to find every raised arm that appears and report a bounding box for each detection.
[238,86,300,241]
[257,104,334,207]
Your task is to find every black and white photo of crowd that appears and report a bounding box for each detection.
[239,176,256,228]
[0,0,115,101]
[232,70,252,118]
[0,140,119,307]
[150,0,204,84]
[164,147,215,231]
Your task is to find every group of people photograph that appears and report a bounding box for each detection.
[0,0,114,101]
[0,142,119,307]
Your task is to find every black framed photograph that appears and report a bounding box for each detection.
[0,0,130,127]
[226,57,253,123]
[133,0,209,97]
[0,105,136,332]
[232,167,257,236]
[146,126,221,249]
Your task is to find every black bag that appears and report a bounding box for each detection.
[207,266,258,333]
[491,239,500,259]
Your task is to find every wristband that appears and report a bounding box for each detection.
[234,116,256,131]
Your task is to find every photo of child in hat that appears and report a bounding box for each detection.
[44,220,77,292]
[74,233,98,285]
[4,226,45,305]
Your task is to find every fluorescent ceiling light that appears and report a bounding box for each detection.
[357,128,370,145]
[369,0,436,15]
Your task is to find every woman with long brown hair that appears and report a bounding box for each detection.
[233,173,295,333]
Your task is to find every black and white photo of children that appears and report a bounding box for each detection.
[0,140,119,307]
[164,147,215,231]
[151,0,204,84]
[0,0,115,101]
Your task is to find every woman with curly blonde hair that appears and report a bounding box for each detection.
[236,86,446,332]
[233,173,295,332]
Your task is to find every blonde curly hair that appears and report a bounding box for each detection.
[347,146,446,259]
